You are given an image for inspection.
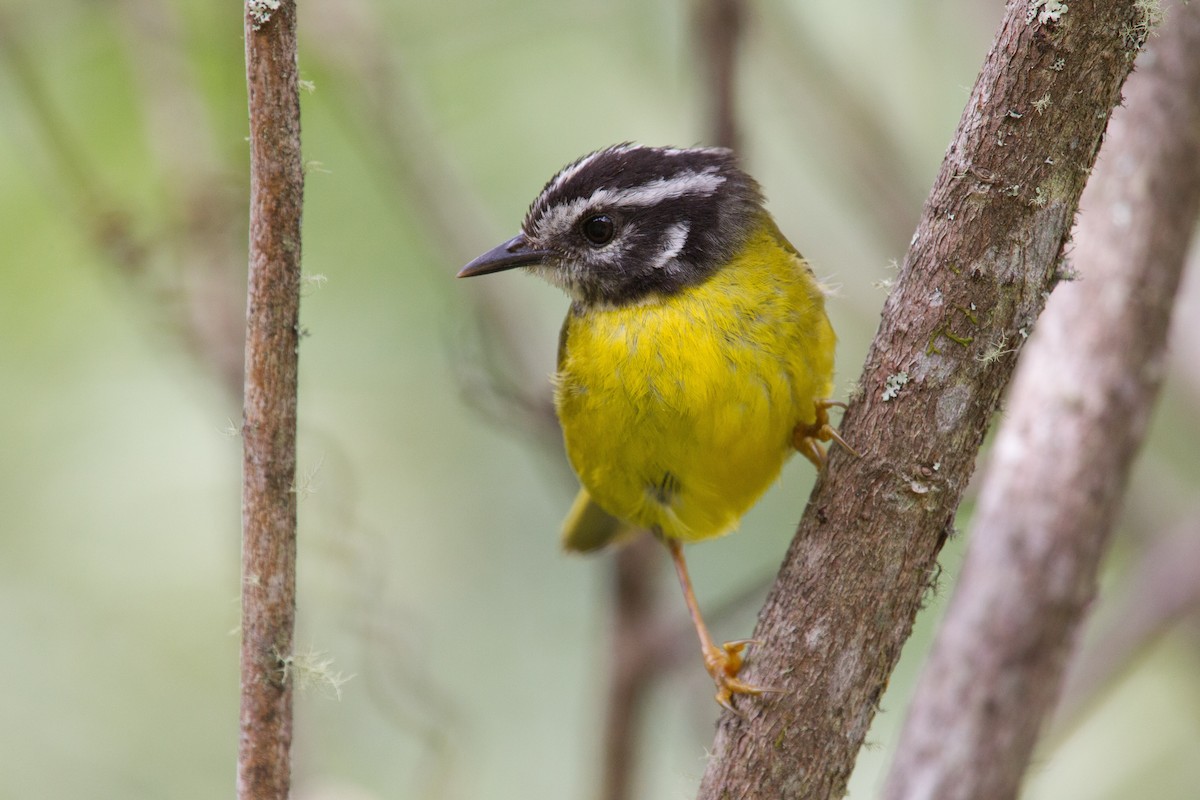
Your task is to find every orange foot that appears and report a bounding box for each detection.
[666,539,781,711]
[703,639,775,712]
[793,399,857,469]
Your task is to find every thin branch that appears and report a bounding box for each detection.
[599,536,664,800]
[694,0,744,150]
[883,2,1200,797]
[696,2,1152,798]
[238,1,304,798]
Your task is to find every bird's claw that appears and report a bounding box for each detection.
[703,640,780,713]
[794,399,858,468]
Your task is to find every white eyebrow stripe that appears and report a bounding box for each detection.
[660,145,729,158]
[650,221,690,270]
[604,169,726,207]
[544,149,606,197]
[534,168,725,237]
[549,145,725,197]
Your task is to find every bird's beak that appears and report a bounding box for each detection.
[457,234,550,278]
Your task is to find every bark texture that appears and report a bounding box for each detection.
[239,2,304,798]
[696,2,1151,798]
[883,3,1200,798]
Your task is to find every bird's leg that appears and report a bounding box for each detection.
[793,399,857,469]
[666,538,767,711]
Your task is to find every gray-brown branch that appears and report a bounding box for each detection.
[695,0,744,151]
[600,537,664,800]
[696,2,1152,798]
[883,2,1200,797]
[239,1,304,798]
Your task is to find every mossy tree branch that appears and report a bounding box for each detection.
[696,2,1154,797]
[884,2,1200,796]
[239,1,304,798]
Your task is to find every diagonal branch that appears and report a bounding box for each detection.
[884,2,1200,796]
[696,2,1154,797]
[239,1,304,798]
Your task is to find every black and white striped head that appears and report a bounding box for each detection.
[458,144,765,306]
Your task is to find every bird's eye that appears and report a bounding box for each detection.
[581,214,615,246]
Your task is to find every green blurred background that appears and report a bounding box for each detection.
[2,0,1198,797]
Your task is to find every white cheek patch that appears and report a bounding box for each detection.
[650,222,690,271]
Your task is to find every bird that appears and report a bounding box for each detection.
[458,143,845,709]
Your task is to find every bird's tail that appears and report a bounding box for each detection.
[561,489,634,553]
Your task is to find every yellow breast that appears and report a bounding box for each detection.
[554,216,835,542]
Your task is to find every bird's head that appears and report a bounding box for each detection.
[458,144,764,307]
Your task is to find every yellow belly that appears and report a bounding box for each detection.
[554,221,835,542]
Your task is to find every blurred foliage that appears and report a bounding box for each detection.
[0,0,1197,798]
